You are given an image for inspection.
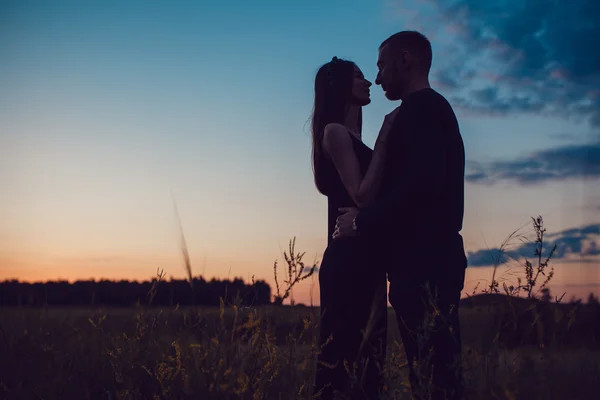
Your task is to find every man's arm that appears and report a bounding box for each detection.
[354,103,447,235]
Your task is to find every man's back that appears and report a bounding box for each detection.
[381,88,465,244]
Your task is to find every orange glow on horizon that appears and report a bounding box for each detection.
[3,251,598,306]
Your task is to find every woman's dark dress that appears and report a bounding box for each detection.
[314,132,388,400]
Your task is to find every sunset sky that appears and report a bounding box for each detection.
[1,0,599,304]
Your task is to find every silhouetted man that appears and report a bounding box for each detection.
[335,31,467,400]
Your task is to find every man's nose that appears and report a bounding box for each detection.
[375,72,381,85]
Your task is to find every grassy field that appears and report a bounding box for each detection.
[1,298,599,400]
[1,217,599,399]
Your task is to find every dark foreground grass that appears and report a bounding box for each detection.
[1,217,599,399]
[0,303,599,400]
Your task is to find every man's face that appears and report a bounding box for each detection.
[375,44,406,101]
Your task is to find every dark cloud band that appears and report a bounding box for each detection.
[466,141,600,185]
[467,223,600,267]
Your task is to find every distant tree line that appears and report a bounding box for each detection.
[0,277,272,307]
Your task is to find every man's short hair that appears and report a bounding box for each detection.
[380,31,433,73]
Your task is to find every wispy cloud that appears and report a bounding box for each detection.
[467,223,600,267]
[466,141,600,185]
[421,0,600,127]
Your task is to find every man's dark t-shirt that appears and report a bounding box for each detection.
[355,88,467,285]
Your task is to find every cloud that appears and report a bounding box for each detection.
[467,223,600,267]
[466,141,600,185]
[420,0,600,127]
[549,132,591,142]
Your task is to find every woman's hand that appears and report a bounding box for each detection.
[374,107,400,150]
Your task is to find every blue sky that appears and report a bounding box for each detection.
[1,0,599,303]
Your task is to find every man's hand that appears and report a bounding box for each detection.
[333,207,359,239]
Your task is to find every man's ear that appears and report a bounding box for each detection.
[401,50,410,67]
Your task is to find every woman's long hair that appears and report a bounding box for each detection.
[310,57,360,195]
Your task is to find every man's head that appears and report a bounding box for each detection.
[375,31,433,101]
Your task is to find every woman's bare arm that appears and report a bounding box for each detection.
[322,122,388,208]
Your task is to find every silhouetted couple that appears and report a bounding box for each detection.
[311,31,468,400]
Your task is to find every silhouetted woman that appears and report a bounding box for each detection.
[311,57,398,399]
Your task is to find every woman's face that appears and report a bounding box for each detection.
[351,64,372,106]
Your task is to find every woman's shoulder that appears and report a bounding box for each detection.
[323,122,347,135]
[323,123,352,149]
